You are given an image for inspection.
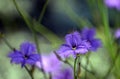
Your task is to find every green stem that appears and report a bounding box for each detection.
[25,66,34,79]
[97,0,114,57]
[12,0,47,79]
[54,51,98,79]
[74,57,78,79]
[38,0,49,22]
[28,21,47,79]
[49,72,52,79]
[2,37,14,50]
[85,53,90,79]
[64,59,73,68]
[77,62,81,79]
[54,51,73,68]
[103,47,120,79]
[81,64,94,75]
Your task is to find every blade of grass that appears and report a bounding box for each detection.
[97,0,115,58]
[61,0,93,28]
[38,0,49,22]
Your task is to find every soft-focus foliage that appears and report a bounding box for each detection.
[0,0,120,79]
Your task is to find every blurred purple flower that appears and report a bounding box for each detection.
[36,53,61,73]
[57,31,89,57]
[8,41,40,67]
[104,0,120,10]
[53,68,73,79]
[81,28,101,51]
[115,28,120,38]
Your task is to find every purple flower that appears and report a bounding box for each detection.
[8,41,40,67]
[57,31,89,57]
[53,68,73,79]
[81,28,101,51]
[36,53,61,73]
[115,28,120,38]
[104,0,120,10]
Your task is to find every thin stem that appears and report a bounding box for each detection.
[85,53,90,79]
[54,51,98,79]
[64,59,73,68]
[54,51,73,68]
[49,72,52,79]
[25,66,34,79]
[38,0,49,22]
[81,64,95,75]
[12,0,47,78]
[2,37,14,50]
[77,62,81,79]
[74,57,78,79]
[103,47,120,79]
[1,33,13,50]
[32,23,47,79]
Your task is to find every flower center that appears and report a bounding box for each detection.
[72,45,76,50]
[24,55,29,59]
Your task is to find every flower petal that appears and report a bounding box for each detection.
[57,44,74,57]
[104,0,120,9]
[53,67,73,79]
[29,54,40,61]
[8,50,22,58]
[26,59,36,65]
[81,28,96,40]
[26,54,40,65]
[75,48,88,54]
[11,57,24,64]
[115,29,120,38]
[36,53,61,73]
[20,41,36,55]
[65,31,81,46]
[90,39,102,51]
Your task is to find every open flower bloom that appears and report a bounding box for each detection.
[115,28,120,39]
[36,53,62,73]
[57,31,89,58]
[104,0,120,10]
[8,41,40,67]
[53,67,73,79]
[81,28,101,51]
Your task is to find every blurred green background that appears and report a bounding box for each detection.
[0,0,120,79]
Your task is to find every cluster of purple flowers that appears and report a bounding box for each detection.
[7,28,101,79]
[57,28,101,58]
[104,0,120,10]
[8,42,73,79]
